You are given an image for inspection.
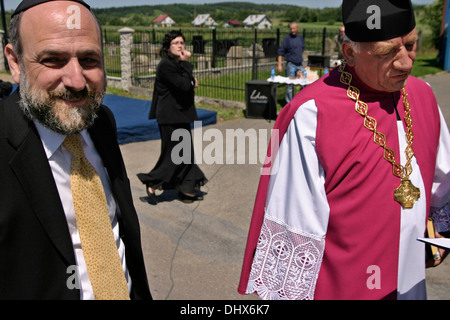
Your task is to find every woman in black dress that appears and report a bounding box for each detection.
[137,30,207,203]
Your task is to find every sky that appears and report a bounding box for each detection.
[3,0,438,10]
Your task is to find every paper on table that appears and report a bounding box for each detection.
[417,237,450,251]
[267,75,313,85]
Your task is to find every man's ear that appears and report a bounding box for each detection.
[4,44,21,84]
[342,41,356,67]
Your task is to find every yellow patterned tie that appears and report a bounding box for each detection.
[63,134,130,300]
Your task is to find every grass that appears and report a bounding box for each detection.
[197,103,245,122]
[411,50,442,77]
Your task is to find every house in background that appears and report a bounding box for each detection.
[223,20,241,28]
[243,15,272,29]
[153,14,176,28]
[192,14,219,27]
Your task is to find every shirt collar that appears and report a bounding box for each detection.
[33,121,90,159]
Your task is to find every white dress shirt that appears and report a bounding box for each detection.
[34,121,131,300]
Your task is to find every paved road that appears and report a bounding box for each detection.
[121,118,270,300]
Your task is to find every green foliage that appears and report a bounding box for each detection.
[92,2,436,31]
[283,6,342,24]
[418,0,444,49]
[92,2,342,27]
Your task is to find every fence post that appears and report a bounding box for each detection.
[119,27,134,91]
[322,27,327,56]
[276,28,280,47]
[212,28,216,68]
[252,28,258,80]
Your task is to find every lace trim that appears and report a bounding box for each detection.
[430,202,450,233]
[246,215,325,300]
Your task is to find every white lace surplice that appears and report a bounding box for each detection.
[247,215,325,300]
[246,100,328,300]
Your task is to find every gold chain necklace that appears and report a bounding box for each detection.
[338,61,420,209]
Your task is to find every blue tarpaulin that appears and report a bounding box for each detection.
[103,94,217,144]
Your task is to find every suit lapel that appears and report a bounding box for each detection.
[88,106,136,237]
[88,107,120,182]
[88,106,125,195]
[6,92,76,266]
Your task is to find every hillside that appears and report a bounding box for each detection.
[92,2,343,27]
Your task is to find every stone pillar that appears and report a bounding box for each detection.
[227,46,243,68]
[0,30,6,72]
[119,27,134,91]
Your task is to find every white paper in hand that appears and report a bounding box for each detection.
[417,238,450,251]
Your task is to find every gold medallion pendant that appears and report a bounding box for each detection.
[394,179,420,209]
[338,61,420,209]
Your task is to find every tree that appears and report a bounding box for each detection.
[420,0,444,49]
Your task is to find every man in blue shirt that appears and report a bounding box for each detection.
[277,22,305,103]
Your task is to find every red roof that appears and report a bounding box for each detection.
[153,14,169,23]
[227,20,241,26]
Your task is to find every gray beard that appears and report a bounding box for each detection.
[19,73,105,135]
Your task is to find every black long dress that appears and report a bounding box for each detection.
[137,57,207,194]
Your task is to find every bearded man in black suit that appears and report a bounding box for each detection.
[0,0,152,300]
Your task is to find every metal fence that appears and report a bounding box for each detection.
[103,27,340,102]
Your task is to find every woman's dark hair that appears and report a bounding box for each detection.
[160,30,185,58]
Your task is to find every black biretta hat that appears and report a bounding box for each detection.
[12,0,90,17]
[342,0,416,42]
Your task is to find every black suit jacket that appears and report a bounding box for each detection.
[0,90,152,300]
[149,57,198,124]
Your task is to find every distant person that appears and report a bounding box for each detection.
[137,30,207,204]
[0,0,152,300]
[277,22,305,103]
[335,25,346,59]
